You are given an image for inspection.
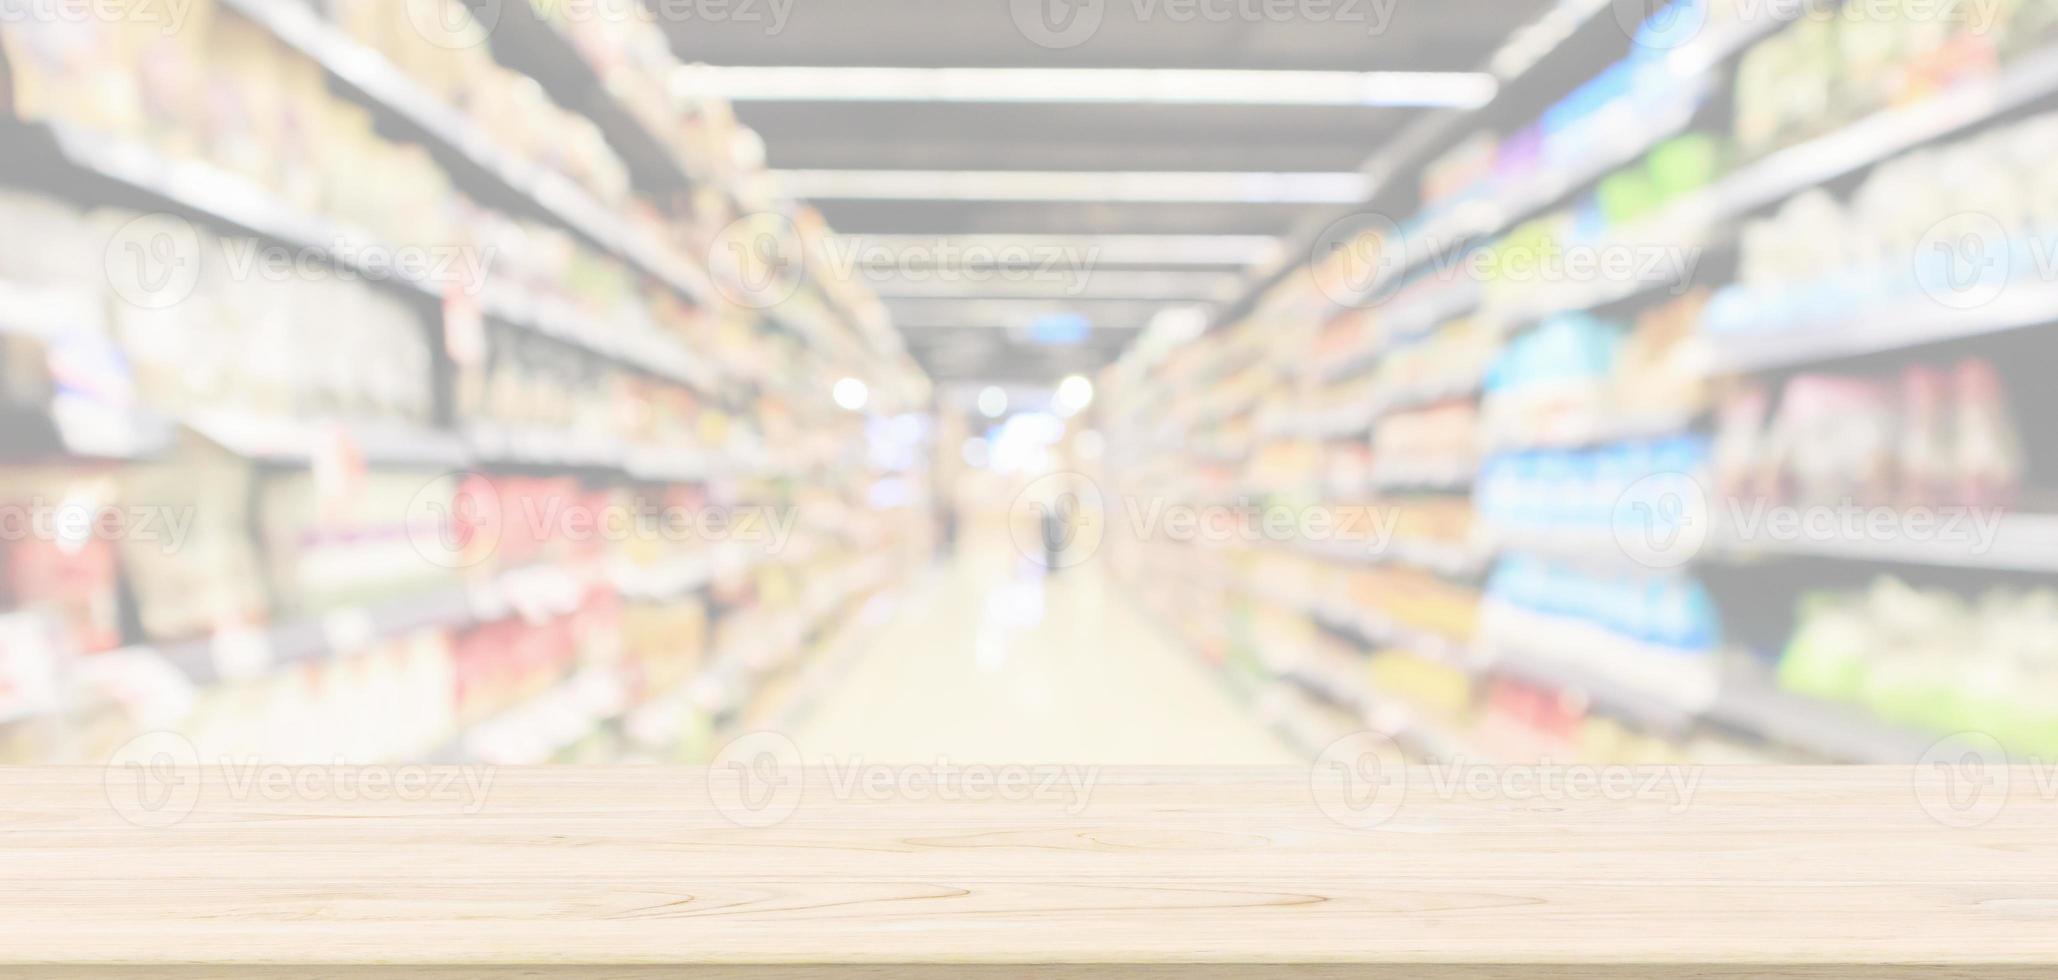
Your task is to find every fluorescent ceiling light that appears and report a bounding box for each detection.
[886,298,1170,330]
[775,170,1370,203]
[1488,0,1614,79]
[678,66,1498,109]
[867,270,1239,301]
[828,235,1282,267]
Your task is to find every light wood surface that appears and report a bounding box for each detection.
[3,765,2055,978]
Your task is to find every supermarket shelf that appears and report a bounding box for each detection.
[1323,608,1479,669]
[1479,603,1946,762]
[218,0,718,308]
[470,0,703,198]
[620,445,724,483]
[1314,340,1385,382]
[1480,407,1701,452]
[609,550,738,603]
[1485,260,1688,328]
[1379,279,1482,340]
[0,401,172,462]
[620,566,898,750]
[485,291,716,392]
[1206,1,1801,336]
[1482,41,2058,328]
[1266,402,1377,440]
[1244,581,1480,668]
[184,411,469,468]
[1365,457,1475,492]
[1651,41,2058,239]
[463,423,627,469]
[1701,282,2058,374]
[1281,664,1487,763]
[1250,612,1483,761]
[1290,536,1492,580]
[435,663,632,766]
[1398,96,1704,281]
[1352,10,1795,307]
[143,580,481,685]
[1710,509,2058,574]
[1367,372,1487,422]
[1477,604,1716,736]
[26,120,715,391]
[24,119,439,297]
[1705,666,1940,764]
[1488,500,2058,578]
[1482,525,1632,564]
[137,547,760,686]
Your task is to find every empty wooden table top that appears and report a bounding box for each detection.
[2,761,2055,978]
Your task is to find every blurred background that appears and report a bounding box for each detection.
[2,0,2055,767]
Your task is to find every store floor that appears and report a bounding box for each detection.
[787,529,1302,766]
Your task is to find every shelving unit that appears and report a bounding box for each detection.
[1105,0,2058,767]
[0,0,931,766]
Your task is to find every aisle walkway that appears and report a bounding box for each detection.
[788,532,1301,765]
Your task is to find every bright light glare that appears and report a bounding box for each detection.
[978,386,1008,419]
[1054,375,1095,417]
[833,377,869,411]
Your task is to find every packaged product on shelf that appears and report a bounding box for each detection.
[0,467,124,653]
[176,626,455,763]
[116,449,267,643]
[1482,292,1710,450]
[1345,565,1481,647]
[449,612,563,724]
[329,0,632,208]
[1370,403,1479,487]
[1478,436,1712,539]
[254,470,464,619]
[621,596,708,700]
[0,609,65,724]
[1370,316,1496,412]
[1480,313,1622,443]
[1780,576,2058,754]
[1485,554,1722,654]
[1711,358,2024,508]
[1730,0,2026,162]
[1365,648,1474,724]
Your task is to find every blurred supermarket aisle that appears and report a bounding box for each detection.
[788,523,1301,766]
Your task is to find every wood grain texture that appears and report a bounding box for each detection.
[2,765,2055,978]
